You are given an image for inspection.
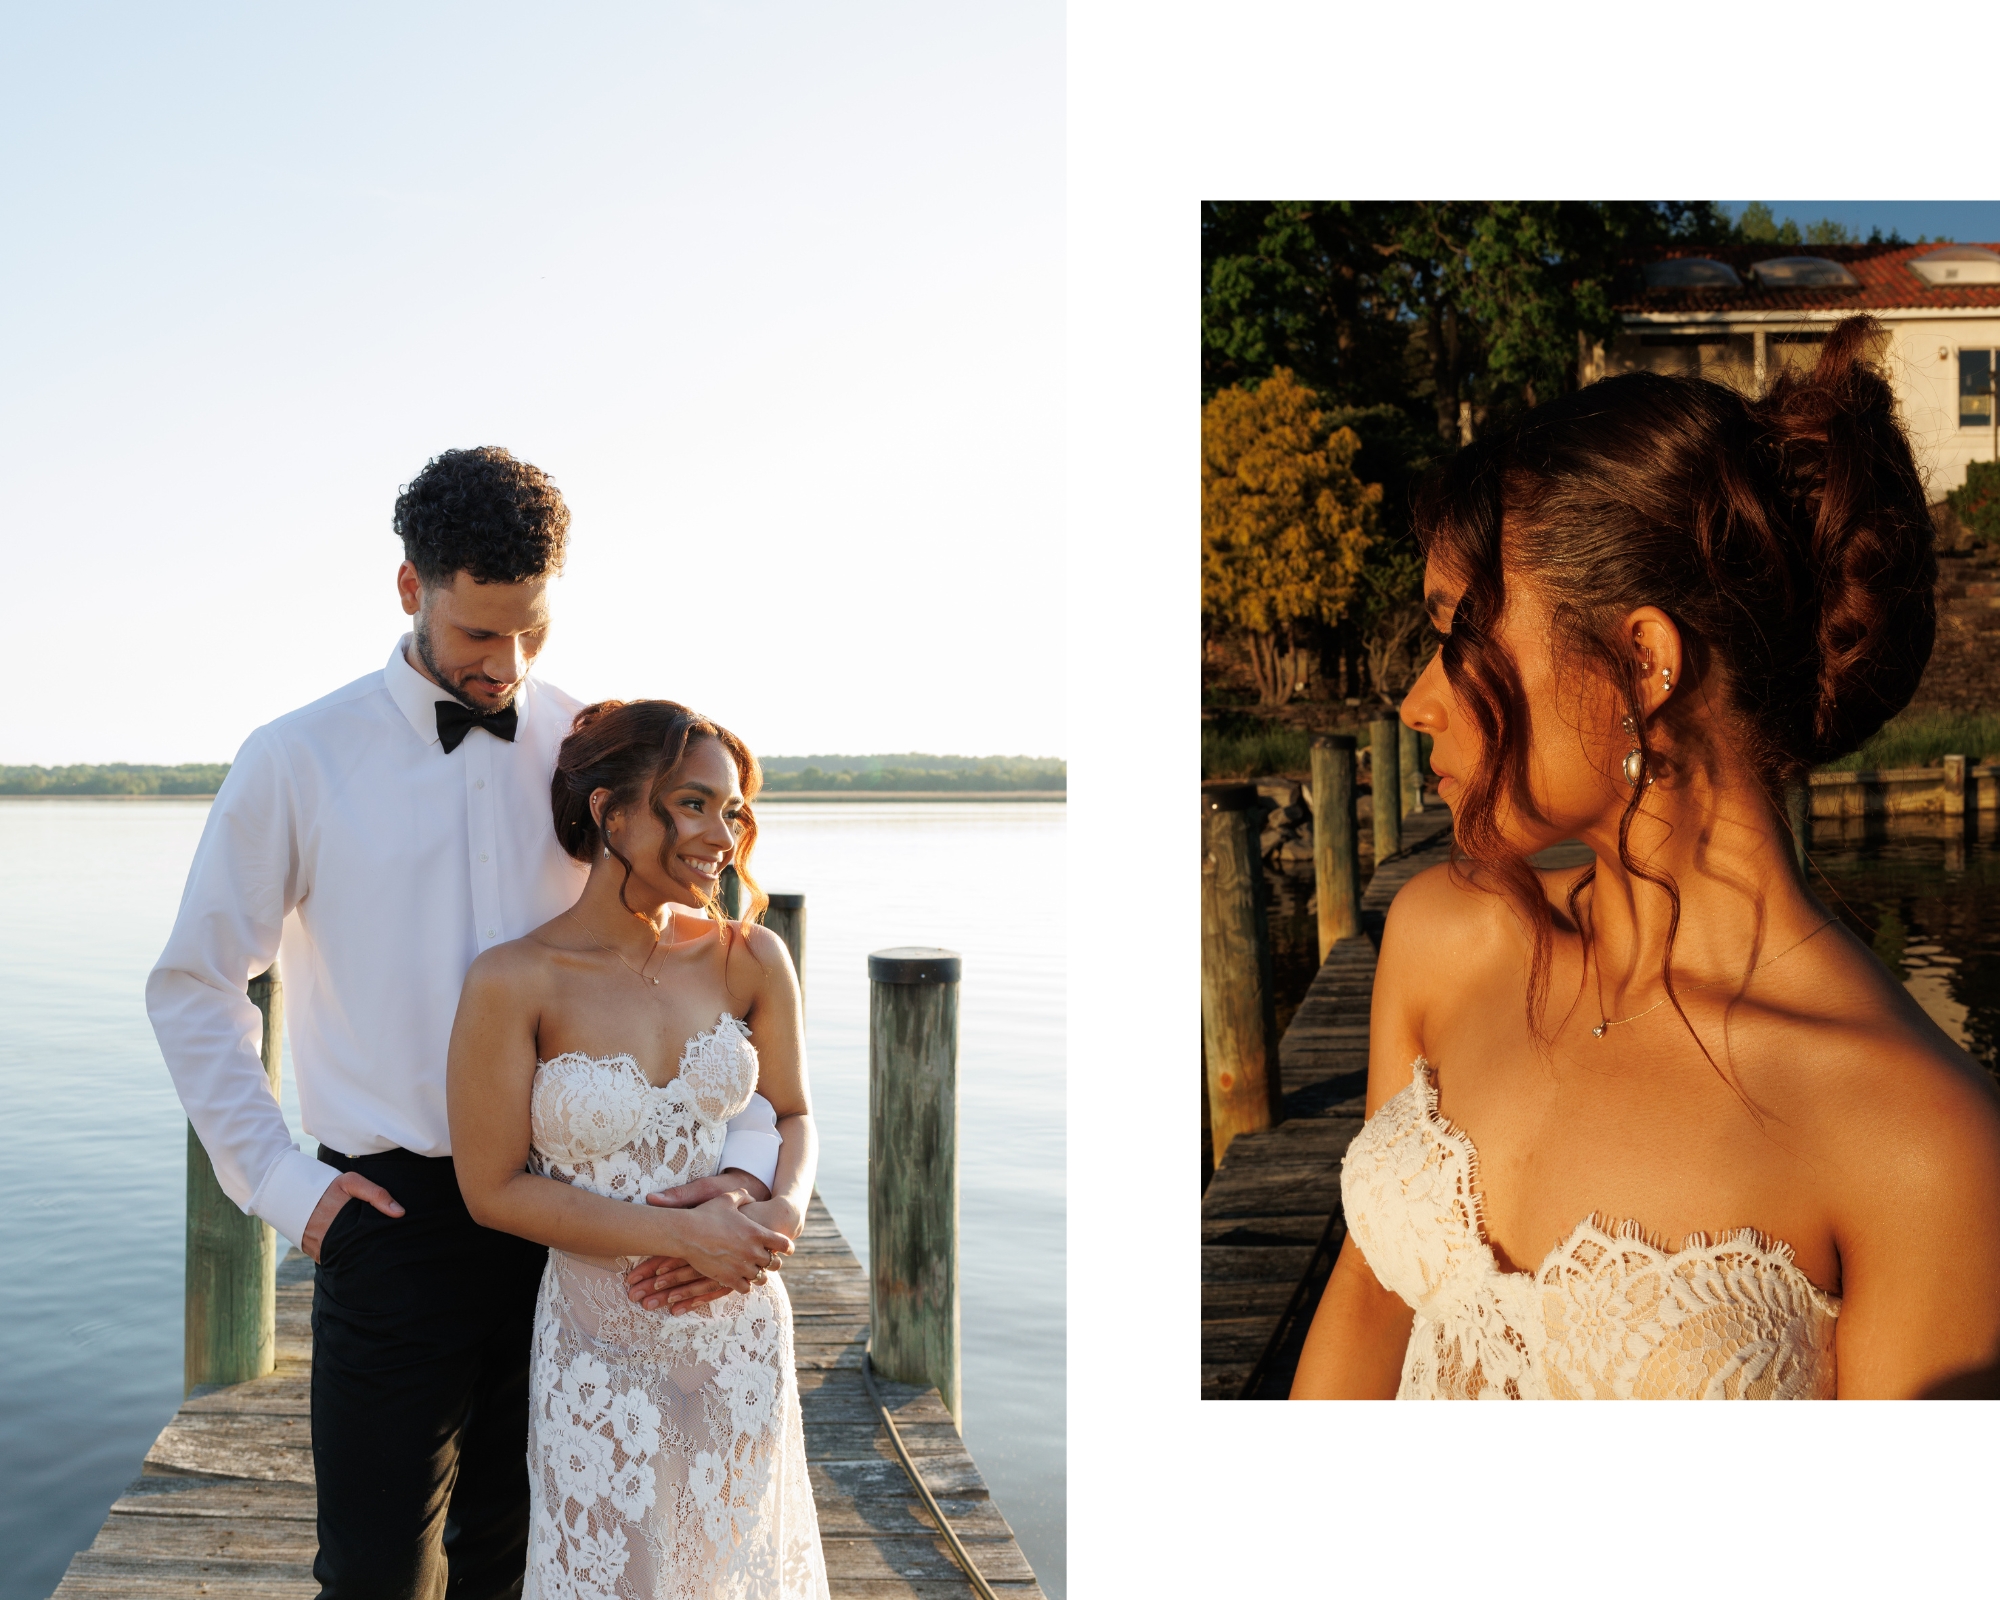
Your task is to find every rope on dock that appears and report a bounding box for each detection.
[862,1343,1001,1600]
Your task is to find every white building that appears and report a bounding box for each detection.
[1589,242,2000,500]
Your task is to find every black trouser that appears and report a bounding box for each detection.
[310,1146,549,1600]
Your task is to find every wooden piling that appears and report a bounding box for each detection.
[763,891,806,1000]
[1784,782,1810,870]
[867,947,963,1422]
[1201,784,1280,1166]
[184,967,281,1394]
[1945,753,1970,818]
[1398,721,1423,818]
[1310,737,1362,960]
[1369,719,1401,862]
[719,864,745,920]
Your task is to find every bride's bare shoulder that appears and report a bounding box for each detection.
[1376,857,1562,966]
[462,920,570,1001]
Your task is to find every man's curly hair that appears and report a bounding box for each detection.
[394,447,570,587]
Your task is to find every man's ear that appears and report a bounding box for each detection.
[396,561,424,619]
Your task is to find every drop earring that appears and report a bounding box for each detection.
[1621,714,1646,788]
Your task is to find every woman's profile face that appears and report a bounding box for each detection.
[1403,556,1635,857]
[600,736,748,910]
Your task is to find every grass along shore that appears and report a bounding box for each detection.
[2,755,1065,798]
[1202,708,2000,782]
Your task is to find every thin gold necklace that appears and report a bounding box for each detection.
[1588,916,1838,1039]
[564,908,664,987]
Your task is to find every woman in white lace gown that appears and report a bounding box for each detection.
[1293,316,2000,1400]
[449,700,830,1594]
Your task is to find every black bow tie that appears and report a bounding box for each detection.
[435,699,518,754]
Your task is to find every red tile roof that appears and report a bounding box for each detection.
[1616,243,2000,315]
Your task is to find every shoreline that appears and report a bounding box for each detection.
[0,790,1068,804]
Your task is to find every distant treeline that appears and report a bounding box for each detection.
[759,755,1064,793]
[2,756,1066,796]
[0,763,230,795]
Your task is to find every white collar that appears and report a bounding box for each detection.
[382,633,539,749]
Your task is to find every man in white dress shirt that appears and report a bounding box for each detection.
[147,448,779,1599]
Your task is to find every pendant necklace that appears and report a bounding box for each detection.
[565,908,664,986]
[1589,916,1839,1040]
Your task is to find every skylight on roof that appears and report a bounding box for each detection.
[1909,245,2000,286]
[1747,257,1861,290]
[1642,258,1742,290]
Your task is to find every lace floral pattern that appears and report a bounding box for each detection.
[526,1017,829,1598]
[1340,1058,1840,1401]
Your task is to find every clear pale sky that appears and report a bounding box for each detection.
[3,4,1063,765]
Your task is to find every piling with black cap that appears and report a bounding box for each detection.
[868,945,962,1420]
[1201,784,1280,1164]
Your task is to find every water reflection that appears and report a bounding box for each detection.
[1811,815,2000,1075]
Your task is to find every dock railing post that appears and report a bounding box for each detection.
[1399,721,1423,818]
[868,946,962,1422]
[1784,782,1810,871]
[185,966,281,1394]
[1370,717,1402,862]
[718,864,745,920]
[1310,736,1363,960]
[761,891,806,1002]
[1945,753,1970,819]
[1201,784,1280,1164]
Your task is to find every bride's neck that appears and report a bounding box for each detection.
[1572,768,1820,1000]
[572,865,698,938]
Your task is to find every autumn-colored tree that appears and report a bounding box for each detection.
[1202,369,1379,707]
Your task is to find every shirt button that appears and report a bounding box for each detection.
[474,779,485,790]
[479,853,489,863]
[485,928,496,940]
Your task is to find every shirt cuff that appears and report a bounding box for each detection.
[719,1095,781,1191]
[248,1147,344,1252]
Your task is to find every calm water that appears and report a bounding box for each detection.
[0,799,1065,1600]
[1811,817,2000,1077]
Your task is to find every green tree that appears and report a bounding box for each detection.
[1948,460,2000,546]
[1202,370,1380,707]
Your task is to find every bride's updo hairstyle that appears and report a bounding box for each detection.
[1413,314,1936,1030]
[550,700,767,929]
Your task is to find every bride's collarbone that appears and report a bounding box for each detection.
[536,990,745,1088]
[1429,1046,1840,1290]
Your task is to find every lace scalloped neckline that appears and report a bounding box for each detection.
[536,1011,747,1090]
[1403,1056,1841,1313]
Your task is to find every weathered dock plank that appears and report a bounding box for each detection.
[53,1195,1042,1598]
[1200,805,1454,1400]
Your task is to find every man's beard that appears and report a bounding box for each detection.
[413,614,519,715]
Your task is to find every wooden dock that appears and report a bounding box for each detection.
[1199,806,1454,1401]
[52,1194,1043,1598]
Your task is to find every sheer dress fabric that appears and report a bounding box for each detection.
[1340,1058,1840,1400]
[526,1015,829,1598]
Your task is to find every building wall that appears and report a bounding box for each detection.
[1881,318,2000,498]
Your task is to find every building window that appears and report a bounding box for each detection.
[1962,349,1994,429]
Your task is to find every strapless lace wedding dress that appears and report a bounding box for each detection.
[525,1015,828,1598]
[1340,1058,1840,1400]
